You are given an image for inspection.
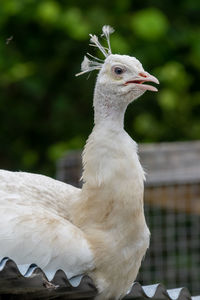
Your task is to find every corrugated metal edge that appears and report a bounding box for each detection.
[0,258,199,299]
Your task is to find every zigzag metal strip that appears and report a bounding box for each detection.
[0,257,199,299]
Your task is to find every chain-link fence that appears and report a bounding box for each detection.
[138,184,200,295]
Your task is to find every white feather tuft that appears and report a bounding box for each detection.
[101,25,114,55]
[76,25,115,77]
[102,25,114,36]
[89,34,108,58]
[75,56,102,77]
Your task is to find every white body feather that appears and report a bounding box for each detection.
[0,124,149,298]
[0,170,94,280]
[72,124,150,299]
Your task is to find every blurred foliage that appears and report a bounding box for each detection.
[0,0,199,176]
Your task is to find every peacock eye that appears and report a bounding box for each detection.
[115,67,123,74]
[112,66,126,76]
[114,67,123,75]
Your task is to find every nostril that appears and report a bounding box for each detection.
[139,72,147,78]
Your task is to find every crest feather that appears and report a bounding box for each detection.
[101,25,114,55]
[76,25,114,77]
[75,56,102,77]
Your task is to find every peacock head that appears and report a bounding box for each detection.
[76,25,159,103]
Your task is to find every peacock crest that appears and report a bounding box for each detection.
[76,25,114,76]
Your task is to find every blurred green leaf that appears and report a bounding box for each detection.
[0,62,36,84]
[47,136,84,162]
[158,89,178,111]
[130,8,169,40]
[189,37,200,69]
[133,113,162,141]
[1,0,23,16]
[110,34,130,54]
[157,61,192,91]
[60,8,90,40]
[22,150,39,168]
[36,1,61,25]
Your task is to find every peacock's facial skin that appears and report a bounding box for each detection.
[97,54,159,101]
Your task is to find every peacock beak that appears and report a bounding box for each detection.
[124,72,159,92]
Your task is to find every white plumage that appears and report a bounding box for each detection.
[0,26,159,299]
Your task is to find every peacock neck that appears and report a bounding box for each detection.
[93,84,127,130]
[72,82,145,229]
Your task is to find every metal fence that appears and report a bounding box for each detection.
[56,141,200,295]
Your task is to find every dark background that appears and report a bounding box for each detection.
[0,0,199,176]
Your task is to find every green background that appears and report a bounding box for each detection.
[0,0,199,176]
